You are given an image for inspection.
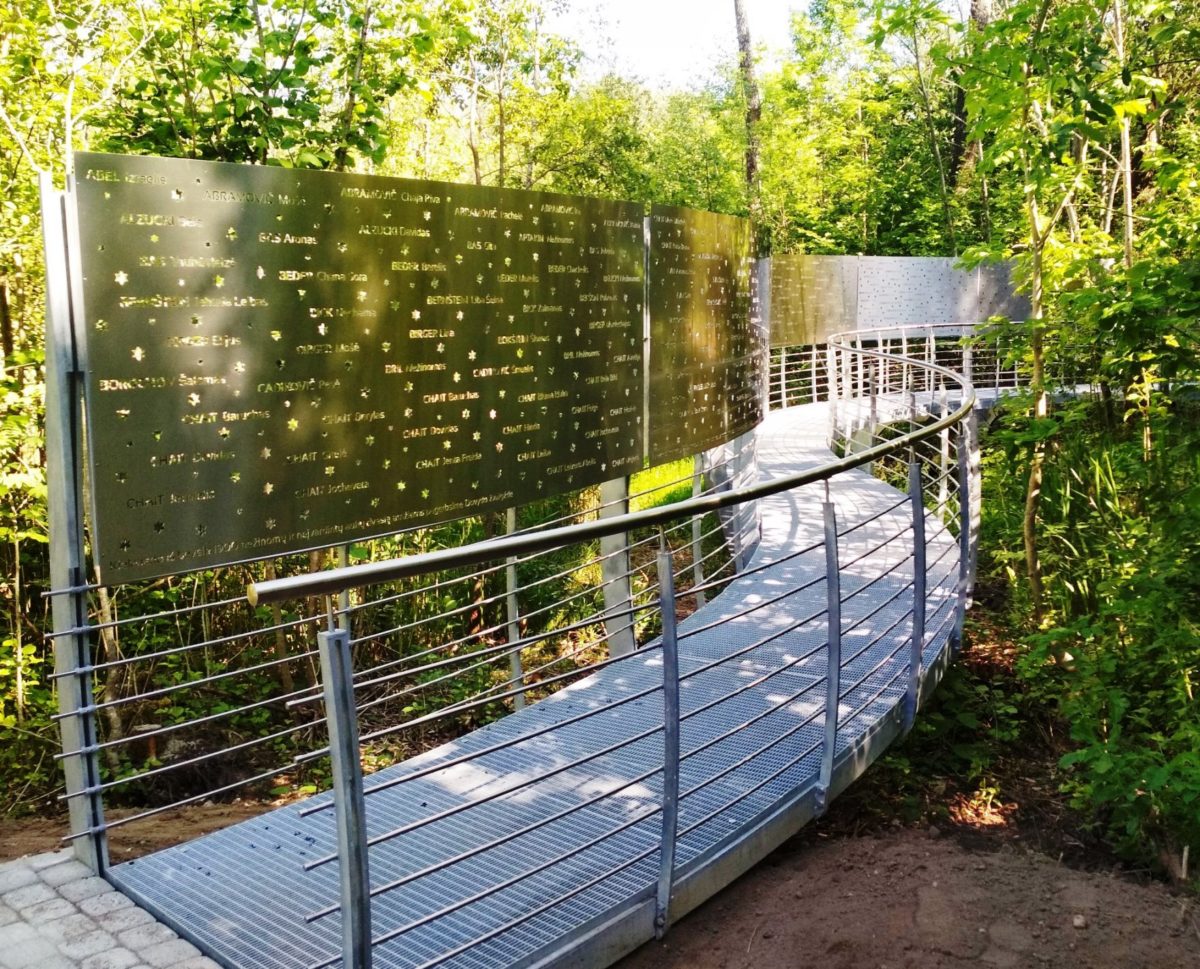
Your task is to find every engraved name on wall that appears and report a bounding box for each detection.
[74,153,645,583]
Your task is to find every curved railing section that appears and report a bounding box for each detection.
[222,327,979,969]
[64,324,1001,969]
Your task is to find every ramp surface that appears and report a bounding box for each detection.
[108,404,961,969]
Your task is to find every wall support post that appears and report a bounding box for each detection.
[42,175,108,873]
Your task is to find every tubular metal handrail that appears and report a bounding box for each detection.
[246,334,975,606]
[48,318,991,969]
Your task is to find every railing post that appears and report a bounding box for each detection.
[655,543,681,938]
[938,382,950,522]
[826,344,838,432]
[779,345,788,408]
[841,342,854,439]
[965,408,981,604]
[505,507,526,709]
[43,175,108,873]
[855,334,865,402]
[810,343,819,403]
[817,497,841,814]
[690,456,706,609]
[868,362,879,440]
[953,429,972,653]
[905,459,927,731]
[318,625,373,969]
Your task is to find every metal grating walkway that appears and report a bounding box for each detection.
[107,403,962,969]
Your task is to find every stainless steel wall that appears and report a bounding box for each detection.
[767,254,1029,347]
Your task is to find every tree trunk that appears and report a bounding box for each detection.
[95,586,126,771]
[911,28,956,253]
[524,12,540,190]
[1113,0,1135,268]
[333,2,372,171]
[0,277,13,363]
[263,561,296,696]
[468,58,483,186]
[12,536,23,722]
[734,0,767,256]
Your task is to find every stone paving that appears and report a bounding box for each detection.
[0,851,220,969]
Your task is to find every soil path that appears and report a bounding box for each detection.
[619,827,1197,969]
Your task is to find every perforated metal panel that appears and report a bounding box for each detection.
[765,255,1027,344]
[977,261,1031,321]
[855,257,978,327]
[647,205,762,464]
[71,153,645,584]
[767,256,859,347]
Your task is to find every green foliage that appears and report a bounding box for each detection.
[94,0,467,169]
[981,398,1200,861]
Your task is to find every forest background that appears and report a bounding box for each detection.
[1,0,1198,877]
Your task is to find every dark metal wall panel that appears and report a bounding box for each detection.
[767,255,858,347]
[646,205,762,465]
[71,153,645,584]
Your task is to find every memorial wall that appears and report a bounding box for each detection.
[65,154,1023,585]
[768,254,1029,347]
[72,154,651,583]
[647,205,763,463]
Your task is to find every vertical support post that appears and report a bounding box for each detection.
[953,429,972,652]
[690,455,706,609]
[318,626,373,969]
[966,408,981,603]
[840,342,853,439]
[810,343,819,403]
[962,340,974,387]
[868,363,879,439]
[855,335,864,403]
[42,175,107,873]
[654,543,680,938]
[778,346,787,408]
[600,477,637,657]
[817,498,841,813]
[905,459,927,731]
[505,507,525,710]
[937,382,950,521]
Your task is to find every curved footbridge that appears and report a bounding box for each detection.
[107,390,972,969]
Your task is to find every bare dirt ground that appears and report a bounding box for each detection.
[0,801,266,863]
[619,824,1198,969]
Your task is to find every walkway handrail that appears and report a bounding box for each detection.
[247,334,976,606]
